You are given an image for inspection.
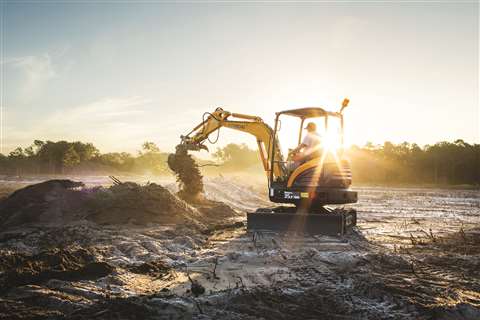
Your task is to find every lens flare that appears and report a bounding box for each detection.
[323,130,341,153]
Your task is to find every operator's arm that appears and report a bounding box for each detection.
[292,134,310,153]
[292,143,306,153]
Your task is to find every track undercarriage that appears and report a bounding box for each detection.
[247,206,357,236]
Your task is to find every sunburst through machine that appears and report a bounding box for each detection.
[176,99,357,235]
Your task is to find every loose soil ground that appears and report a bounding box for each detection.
[0,177,478,319]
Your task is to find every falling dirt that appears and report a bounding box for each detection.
[168,144,204,203]
[166,145,240,227]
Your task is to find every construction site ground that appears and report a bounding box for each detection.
[0,176,479,319]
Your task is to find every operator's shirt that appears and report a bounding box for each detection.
[302,132,321,156]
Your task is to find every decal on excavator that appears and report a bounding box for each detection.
[284,191,301,200]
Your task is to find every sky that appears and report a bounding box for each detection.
[1,1,479,155]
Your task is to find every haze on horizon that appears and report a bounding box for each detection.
[0,1,478,155]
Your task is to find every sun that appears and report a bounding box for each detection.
[322,129,342,153]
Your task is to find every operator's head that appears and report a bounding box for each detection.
[305,122,316,133]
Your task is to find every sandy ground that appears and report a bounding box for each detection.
[0,175,479,319]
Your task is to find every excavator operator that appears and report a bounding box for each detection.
[291,122,322,165]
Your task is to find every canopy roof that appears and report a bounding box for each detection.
[277,107,341,118]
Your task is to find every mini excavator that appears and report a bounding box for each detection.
[176,99,357,235]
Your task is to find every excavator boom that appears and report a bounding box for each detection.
[180,108,285,179]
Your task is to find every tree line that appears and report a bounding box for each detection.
[346,140,479,185]
[0,139,478,186]
[0,140,169,176]
[210,140,480,185]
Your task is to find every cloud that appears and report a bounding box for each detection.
[50,96,150,124]
[1,96,152,151]
[6,54,57,96]
[3,46,71,102]
[42,96,158,151]
[2,95,209,153]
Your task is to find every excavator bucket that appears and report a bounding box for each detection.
[247,207,357,236]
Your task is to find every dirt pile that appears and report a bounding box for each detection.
[0,247,114,290]
[0,180,239,232]
[0,186,14,202]
[168,145,204,203]
[0,180,86,228]
[85,182,200,226]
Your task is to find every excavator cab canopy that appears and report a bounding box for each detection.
[272,106,346,164]
[270,102,351,191]
[274,99,350,154]
[277,107,341,119]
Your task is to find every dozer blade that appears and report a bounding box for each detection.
[247,207,356,236]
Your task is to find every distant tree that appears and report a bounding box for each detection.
[213,143,261,171]
[141,141,161,154]
[8,147,27,175]
[97,152,135,171]
[8,147,25,159]
[72,141,99,161]
[62,146,81,171]
[136,142,168,174]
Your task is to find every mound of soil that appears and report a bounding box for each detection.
[195,199,239,224]
[85,182,200,226]
[168,145,204,203]
[0,247,114,290]
[0,180,238,231]
[0,186,15,202]
[0,180,86,228]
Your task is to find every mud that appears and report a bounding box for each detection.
[0,178,478,319]
[67,294,193,320]
[168,145,204,203]
[204,285,398,319]
[0,298,63,320]
[128,259,171,278]
[0,247,114,290]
